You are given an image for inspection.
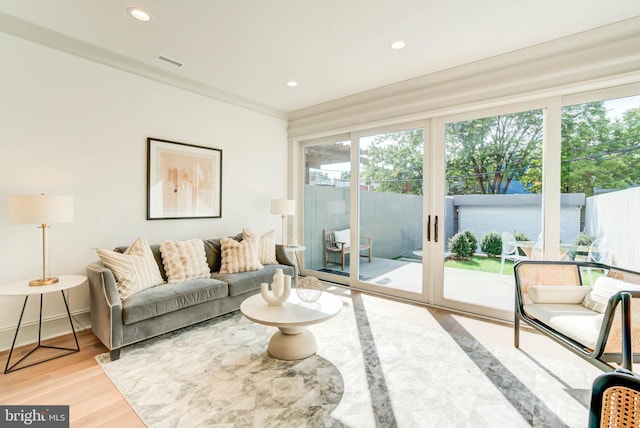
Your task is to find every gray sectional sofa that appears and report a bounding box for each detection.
[87,234,296,360]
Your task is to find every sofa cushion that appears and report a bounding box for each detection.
[212,264,294,297]
[160,239,211,283]
[528,285,591,304]
[97,239,165,300]
[122,278,228,325]
[202,233,243,273]
[219,237,263,274]
[243,228,277,265]
[126,236,165,286]
[523,303,601,350]
[581,276,640,313]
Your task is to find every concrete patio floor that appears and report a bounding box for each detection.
[309,257,515,312]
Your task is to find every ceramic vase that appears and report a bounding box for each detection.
[261,269,291,306]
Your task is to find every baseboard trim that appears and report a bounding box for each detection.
[0,309,92,352]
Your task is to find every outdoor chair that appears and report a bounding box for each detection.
[514,260,640,372]
[324,228,373,270]
[500,231,528,274]
[574,237,610,283]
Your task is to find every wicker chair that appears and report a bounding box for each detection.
[588,292,640,427]
[514,260,640,372]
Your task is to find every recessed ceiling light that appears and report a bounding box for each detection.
[390,41,406,50]
[286,81,298,87]
[128,7,151,22]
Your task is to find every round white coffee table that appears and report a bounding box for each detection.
[240,291,342,360]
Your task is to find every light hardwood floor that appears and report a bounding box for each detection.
[0,288,590,427]
[0,330,144,427]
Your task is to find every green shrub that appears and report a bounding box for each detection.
[481,231,502,257]
[570,232,595,260]
[448,230,475,259]
[463,229,478,255]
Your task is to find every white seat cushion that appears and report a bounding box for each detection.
[333,229,351,249]
[524,303,601,350]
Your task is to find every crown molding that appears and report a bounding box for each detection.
[0,12,288,120]
[288,16,640,138]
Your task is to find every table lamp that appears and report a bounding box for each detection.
[9,194,74,286]
[270,199,295,246]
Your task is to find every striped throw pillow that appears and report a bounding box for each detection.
[242,228,277,265]
[97,249,158,300]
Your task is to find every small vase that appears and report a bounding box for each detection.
[261,272,292,306]
[272,268,284,295]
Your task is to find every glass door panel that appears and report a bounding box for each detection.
[355,127,424,297]
[302,137,352,284]
[561,94,640,280]
[440,109,544,318]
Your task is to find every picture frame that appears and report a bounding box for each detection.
[147,138,222,220]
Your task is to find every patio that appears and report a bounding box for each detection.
[309,257,515,312]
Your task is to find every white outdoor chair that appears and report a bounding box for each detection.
[500,231,528,274]
[587,237,609,282]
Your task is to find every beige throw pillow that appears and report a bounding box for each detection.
[126,236,164,286]
[242,228,277,265]
[220,236,263,274]
[581,276,640,313]
[160,239,210,284]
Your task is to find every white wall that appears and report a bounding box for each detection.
[0,33,288,350]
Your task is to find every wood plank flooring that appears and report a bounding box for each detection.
[0,329,144,428]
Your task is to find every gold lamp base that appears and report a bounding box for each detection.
[29,277,59,287]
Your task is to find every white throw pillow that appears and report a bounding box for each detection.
[160,239,210,284]
[528,285,591,304]
[219,237,263,274]
[333,229,351,249]
[581,276,640,313]
[125,236,164,286]
[242,228,277,265]
[96,255,158,301]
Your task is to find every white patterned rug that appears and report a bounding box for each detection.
[97,292,601,427]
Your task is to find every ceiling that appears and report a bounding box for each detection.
[1,0,639,116]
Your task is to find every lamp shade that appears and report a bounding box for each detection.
[270,199,295,216]
[9,194,74,225]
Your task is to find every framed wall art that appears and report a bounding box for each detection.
[147,138,222,220]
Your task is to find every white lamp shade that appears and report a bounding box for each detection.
[270,199,295,216]
[9,194,74,225]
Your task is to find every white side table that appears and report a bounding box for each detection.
[240,292,342,360]
[285,245,306,277]
[0,275,87,374]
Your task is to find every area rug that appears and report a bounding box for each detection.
[97,293,600,427]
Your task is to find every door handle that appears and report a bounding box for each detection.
[434,215,439,243]
[427,215,431,242]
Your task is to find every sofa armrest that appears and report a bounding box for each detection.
[87,261,124,351]
[275,244,295,267]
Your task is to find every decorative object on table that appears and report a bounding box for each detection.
[270,199,295,245]
[9,193,74,286]
[260,268,291,306]
[296,276,323,303]
[147,137,222,220]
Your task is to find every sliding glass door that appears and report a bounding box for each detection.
[354,126,425,298]
[298,86,639,319]
[433,104,546,320]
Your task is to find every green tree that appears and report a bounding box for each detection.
[521,102,640,196]
[361,129,424,195]
[309,169,330,185]
[446,111,543,194]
